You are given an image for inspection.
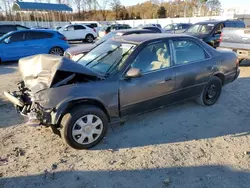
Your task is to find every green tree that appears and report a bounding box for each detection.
[157,6,166,18]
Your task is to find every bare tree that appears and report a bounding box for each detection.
[110,0,121,19]
[96,0,110,20]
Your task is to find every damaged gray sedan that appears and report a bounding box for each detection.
[4,34,240,149]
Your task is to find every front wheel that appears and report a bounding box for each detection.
[85,34,94,43]
[60,105,108,149]
[49,47,64,56]
[197,76,222,106]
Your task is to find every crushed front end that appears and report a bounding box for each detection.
[4,81,54,126]
[4,54,103,127]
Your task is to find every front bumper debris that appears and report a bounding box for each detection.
[4,91,24,107]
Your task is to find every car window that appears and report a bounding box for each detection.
[214,23,224,34]
[78,41,135,75]
[172,39,206,65]
[164,24,173,30]
[91,23,98,27]
[0,25,15,33]
[67,26,74,31]
[16,26,28,30]
[74,25,86,30]
[9,32,25,42]
[26,31,53,40]
[182,24,190,29]
[236,22,245,28]
[186,24,215,34]
[131,41,171,73]
[224,22,235,27]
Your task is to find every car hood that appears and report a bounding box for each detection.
[66,43,96,55]
[19,54,102,93]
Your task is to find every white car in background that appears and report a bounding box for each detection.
[59,24,97,43]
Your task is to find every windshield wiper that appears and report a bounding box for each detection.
[88,45,122,69]
[105,46,134,76]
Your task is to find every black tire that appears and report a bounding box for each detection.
[85,34,94,43]
[197,76,222,106]
[60,105,108,149]
[49,47,64,56]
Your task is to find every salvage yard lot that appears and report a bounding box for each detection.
[1,61,250,188]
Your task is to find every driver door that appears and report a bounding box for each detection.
[119,40,177,117]
[1,31,27,61]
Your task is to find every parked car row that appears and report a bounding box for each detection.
[0,19,246,63]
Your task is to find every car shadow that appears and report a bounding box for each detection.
[94,76,250,150]
[0,98,25,128]
[1,165,250,188]
[0,61,18,75]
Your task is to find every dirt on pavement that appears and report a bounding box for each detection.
[0,61,250,188]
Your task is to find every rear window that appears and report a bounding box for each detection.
[90,23,98,27]
[224,21,245,28]
[236,22,245,28]
[26,31,53,40]
[224,22,235,27]
[74,25,86,30]
[100,25,109,31]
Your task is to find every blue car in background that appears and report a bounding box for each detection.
[0,29,70,62]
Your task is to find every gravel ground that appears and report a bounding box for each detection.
[0,61,250,188]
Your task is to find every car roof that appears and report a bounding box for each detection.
[8,29,57,35]
[194,20,225,25]
[112,33,196,44]
[114,29,155,34]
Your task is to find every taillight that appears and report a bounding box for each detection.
[236,58,239,65]
[93,28,96,32]
[61,37,67,41]
[219,33,222,43]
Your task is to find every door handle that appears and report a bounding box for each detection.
[165,77,173,81]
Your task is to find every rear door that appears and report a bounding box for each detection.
[24,31,54,55]
[171,38,215,100]
[73,25,87,40]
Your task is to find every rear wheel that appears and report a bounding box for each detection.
[60,105,108,149]
[197,76,222,106]
[85,34,94,43]
[49,47,64,56]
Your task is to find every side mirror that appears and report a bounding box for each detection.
[4,38,10,44]
[125,68,141,79]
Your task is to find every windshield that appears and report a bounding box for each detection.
[95,31,117,45]
[100,25,109,31]
[164,24,174,30]
[185,23,215,34]
[78,41,136,75]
